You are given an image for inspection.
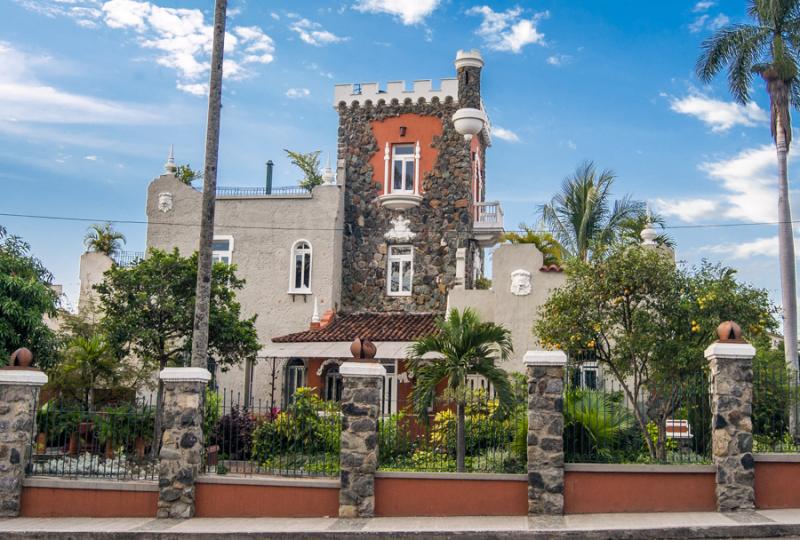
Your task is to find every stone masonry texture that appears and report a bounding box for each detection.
[157,380,205,519]
[337,63,486,314]
[339,374,382,518]
[0,383,37,517]
[710,354,755,511]
[526,365,565,515]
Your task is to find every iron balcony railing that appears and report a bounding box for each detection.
[215,186,311,198]
[474,201,504,229]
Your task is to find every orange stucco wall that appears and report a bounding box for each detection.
[195,481,339,517]
[564,470,717,513]
[20,487,157,517]
[374,476,528,516]
[368,114,442,195]
[755,461,800,509]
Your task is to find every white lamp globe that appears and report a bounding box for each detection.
[452,108,486,141]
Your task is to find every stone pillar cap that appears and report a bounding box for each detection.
[0,369,48,386]
[455,49,484,69]
[523,350,567,367]
[340,361,386,378]
[704,342,756,360]
[159,367,212,383]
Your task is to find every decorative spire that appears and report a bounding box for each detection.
[322,152,335,185]
[641,202,657,246]
[164,145,177,174]
[312,297,320,323]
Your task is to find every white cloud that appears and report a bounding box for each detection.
[689,14,709,33]
[492,126,520,142]
[669,91,767,132]
[708,13,729,30]
[84,155,98,160]
[689,11,729,33]
[467,6,548,53]
[16,0,275,95]
[289,18,348,46]
[566,139,577,150]
[285,87,310,99]
[354,0,440,25]
[693,1,715,12]
[705,236,779,259]
[0,41,157,126]
[546,54,571,66]
[655,198,718,222]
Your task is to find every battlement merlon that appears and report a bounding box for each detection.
[333,78,458,108]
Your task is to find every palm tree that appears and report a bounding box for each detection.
[53,335,117,411]
[540,161,643,262]
[696,0,798,375]
[407,308,514,472]
[501,224,564,266]
[617,210,675,248]
[84,223,126,257]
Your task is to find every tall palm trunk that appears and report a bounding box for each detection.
[190,0,227,369]
[456,402,466,473]
[768,75,799,435]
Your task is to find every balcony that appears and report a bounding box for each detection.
[213,186,312,198]
[473,201,504,247]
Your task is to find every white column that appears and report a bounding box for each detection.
[383,142,390,194]
[454,247,466,288]
[414,140,421,194]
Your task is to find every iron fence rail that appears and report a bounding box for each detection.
[753,366,800,452]
[215,186,310,197]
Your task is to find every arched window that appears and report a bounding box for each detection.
[322,363,343,402]
[284,358,305,406]
[289,240,312,293]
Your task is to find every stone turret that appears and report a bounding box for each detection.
[455,50,484,109]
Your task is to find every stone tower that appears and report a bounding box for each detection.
[333,50,498,314]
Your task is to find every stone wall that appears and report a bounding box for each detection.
[337,98,480,313]
[339,366,383,518]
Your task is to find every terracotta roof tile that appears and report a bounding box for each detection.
[539,264,564,272]
[272,312,440,343]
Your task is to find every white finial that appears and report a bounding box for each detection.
[164,145,177,174]
[641,203,657,246]
[312,297,320,323]
[322,152,335,185]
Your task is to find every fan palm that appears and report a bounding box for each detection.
[696,0,798,373]
[84,223,126,257]
[407,308,513,472]
[501,224,564,266]
[540,161,643,262]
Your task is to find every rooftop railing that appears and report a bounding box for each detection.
[474,201,504,229]
[215,186,311,198]
[112,251,145,267]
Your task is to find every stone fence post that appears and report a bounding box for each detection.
[523,350,567,515]
[157,367,210,519]
[705,322,756,512]
[338,360,385,518]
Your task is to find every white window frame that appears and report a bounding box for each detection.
[578,362,599,390]
[387,245,413,296]
[284,358,306,407]
[391,144,415,193]
[212,235,234,265]
[288,239,312,294]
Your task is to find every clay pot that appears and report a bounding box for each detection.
[9,347,33,367]
[104,439,114,459]
[717,321,743,342]
[36,432,47,455]
[67,432,79,456]
[350,337,377,360]
[206,444,219,467]
[135,437,146,459]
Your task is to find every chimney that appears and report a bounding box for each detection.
[455,49,484,109]
[265,160,274,194]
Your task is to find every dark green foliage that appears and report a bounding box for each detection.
[84,223,125,257]
[284,149,323,190]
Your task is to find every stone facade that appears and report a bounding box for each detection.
[0,371,46,517]
[336,55,488,313]
[339,364,384,518]
[706,342,756,512]
[157,368,209,519]
[524,352,566,515]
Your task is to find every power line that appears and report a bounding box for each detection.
[1,211,799,233]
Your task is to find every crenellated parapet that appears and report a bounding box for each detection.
[333,78,458,108]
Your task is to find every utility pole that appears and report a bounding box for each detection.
[190,0,227,369]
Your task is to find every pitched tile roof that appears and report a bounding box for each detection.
[272,312,440,343]
[539,264,564,272]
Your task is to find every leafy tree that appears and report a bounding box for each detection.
[176,164,203,185]
[501,224,564,266]
[407,308,513,472]
[696,0,799,373]
[0,226,59,368]
[95,248,260,454]
[284,149,323,190]
[534,245,777,460]
[617,210,675,249]
[51,335,117,411]
[84,222,126,257]
[540,161,643,262]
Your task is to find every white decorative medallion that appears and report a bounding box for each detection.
[510,269,532,296]
[158,192,173,213]
[384,215,417,242]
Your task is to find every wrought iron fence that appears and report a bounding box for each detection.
[562,367,712,465]
[112,251,145,267]
[28,397,158,480]
[378,381,528,474]
[753,366,800,452]
[204,387,340,477]
[215,186,311,197]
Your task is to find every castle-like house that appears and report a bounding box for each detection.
[145,50,565,410]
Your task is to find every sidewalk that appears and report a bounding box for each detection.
[2,509,800,539]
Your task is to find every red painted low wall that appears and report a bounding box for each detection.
[564,469,717,514]
[755,461,800,509]
[195,480,339,517]
[20,487,157,517]
[374,474,528,516]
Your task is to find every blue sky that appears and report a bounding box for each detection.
[1,0,796,316]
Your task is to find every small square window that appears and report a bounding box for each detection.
[212,236,233,264]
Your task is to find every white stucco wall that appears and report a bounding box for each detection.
[448,243,566,373]
[78,251,114,316]
[145,173,344,402]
